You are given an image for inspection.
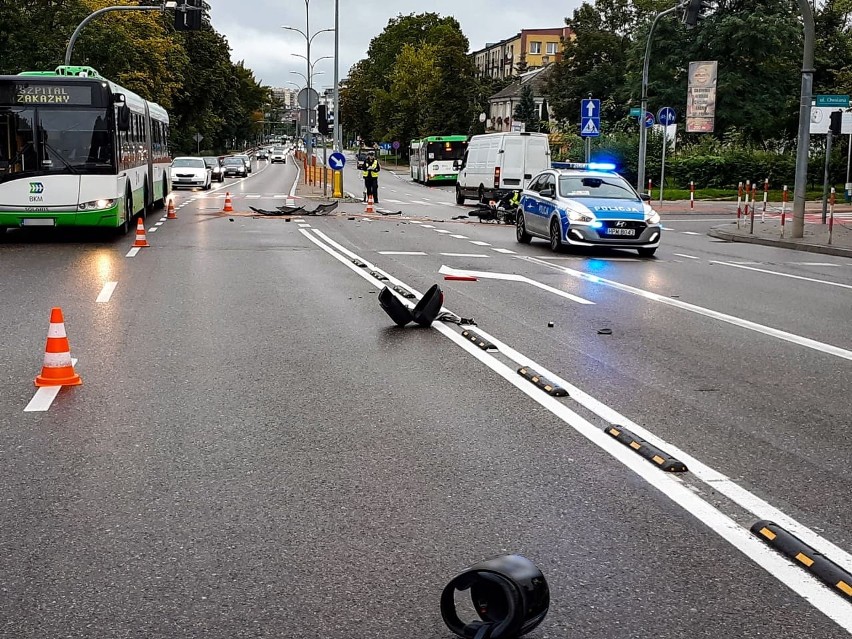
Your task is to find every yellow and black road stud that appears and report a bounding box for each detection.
[517,367,569,397]
[751,520,852,602]
[461,329,497,351]
[605,425,688,473]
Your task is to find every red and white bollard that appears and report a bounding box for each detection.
[829,187,836,245]
[648,178,652,197]
[749,182,757,234]
[736,181,743,222]
[780,185,788,237]
[762,178,769,223]
[743,179,751,218]
[689,180,695,209]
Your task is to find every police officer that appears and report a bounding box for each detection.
[362,151,380,204]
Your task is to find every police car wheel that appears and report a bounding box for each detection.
[516,213,531,244]
[549,218,562,252]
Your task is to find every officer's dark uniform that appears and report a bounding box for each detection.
[362,153,380,203]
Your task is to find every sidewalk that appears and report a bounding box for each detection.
[708,217,852,257]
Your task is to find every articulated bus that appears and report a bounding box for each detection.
[0,65,171,235]
[409,135,468,185]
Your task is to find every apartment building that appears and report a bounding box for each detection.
[471,27,572,80]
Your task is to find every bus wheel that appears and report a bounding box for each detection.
[455,186,465,205]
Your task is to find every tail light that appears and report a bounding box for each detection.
[494,166,501,189]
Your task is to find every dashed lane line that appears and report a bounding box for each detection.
[710,261,852,290]
[96,282,118,303]
[24,359,78,413]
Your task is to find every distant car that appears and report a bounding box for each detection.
[256,149,268,160]
[222,156,248,178]
[203,156,225,182]
[270,148,287,164]
[516,163,662,257]
[233,154,253,174]
[170,157,211,190]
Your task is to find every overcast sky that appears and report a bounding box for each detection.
[206,0,576,90]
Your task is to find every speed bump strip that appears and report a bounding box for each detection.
[751,520,852,602]
[392,285,416,299]
[517,367,569,397]
[461,330,497,351]
[370,271,389,281]
[605,425,688,473]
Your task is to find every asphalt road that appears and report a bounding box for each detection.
[1,157,851,638]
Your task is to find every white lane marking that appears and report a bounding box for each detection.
[386,199,403,203]
[440,253,489,258]
[246,195,261,199]
[682,231,701,235]
[435,229,452,234]
[298,223,311,228]
[24,358,78,413]
[440,265,594,305]
[710,261,852,290]
[149,227,158,233]
[125,247,141,258]
[410,200,433,205]
[469,240,491,246]
[464,322,852,577]
[665,218,733,222]
[727,261,762,265]
[662,226,676,230]
[421,224,435,228]
[492,248,516,254]
[293,218,305,222]
[155,222,164,226]
[378,251,428,255]
[301,229,852,631]
[674,253,700,260]
[450,234,468,239]
[521,256,852,361]
[409,220,423,224]
[96,282,118,303]
[159,217,167,222]
[788,262,844,266]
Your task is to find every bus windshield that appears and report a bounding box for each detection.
[426,140,467,161]
[0,105,114,183]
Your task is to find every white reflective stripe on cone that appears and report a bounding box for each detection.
[47,323,67,338]
[42,351,73,367]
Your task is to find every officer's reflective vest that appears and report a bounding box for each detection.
[362,160,380,178]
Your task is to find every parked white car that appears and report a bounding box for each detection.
[170,157,211,190]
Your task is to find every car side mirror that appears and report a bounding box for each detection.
[540,187,554,198]
[640,192,651,202]
[118,104,130,132]
[453,160,460,170]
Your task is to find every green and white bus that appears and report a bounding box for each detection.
[409,135,468,185]
[0,65,171,235]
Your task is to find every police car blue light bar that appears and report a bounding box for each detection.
[551,162,617,171]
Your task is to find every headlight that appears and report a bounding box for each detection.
[78,198,116,211]
[567,209,594,222]
[646,211,661,224]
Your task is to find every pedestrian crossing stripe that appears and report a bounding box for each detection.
[582,119,599,135]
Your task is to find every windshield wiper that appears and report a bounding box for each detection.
[41,141,79,174]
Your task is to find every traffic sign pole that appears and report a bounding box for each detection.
[656,107,676,206]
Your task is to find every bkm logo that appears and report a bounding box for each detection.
[29,182,44,194]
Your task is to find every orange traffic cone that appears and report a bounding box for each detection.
[365,195,375,214]
[133,218,149,247]
[166,198,177,220]
[223,192,234,212]
[35,307,82,387]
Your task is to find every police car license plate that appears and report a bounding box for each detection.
[605,227,636,236]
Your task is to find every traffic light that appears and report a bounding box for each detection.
[683,0,712,27]
[317,104,330,136]
[830,110,843,135]
[174,0,203,31]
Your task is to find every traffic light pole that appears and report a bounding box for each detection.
[66,5,162,66]
[822,131,833,223]
[791,0,816,239]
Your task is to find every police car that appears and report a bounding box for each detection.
[516,163,662,257]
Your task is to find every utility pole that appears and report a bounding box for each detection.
[333,0,340,151]
[791,0,816,239]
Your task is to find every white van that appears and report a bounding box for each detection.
[455,132,550,204]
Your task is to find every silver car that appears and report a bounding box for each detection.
[516,163,662,257]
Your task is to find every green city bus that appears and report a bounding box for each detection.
[409,135,468,185]
[0,65,171,235]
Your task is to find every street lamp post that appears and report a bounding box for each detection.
[334,0,340,150]
[283,1,334,163]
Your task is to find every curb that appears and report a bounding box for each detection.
[708,227,852,258]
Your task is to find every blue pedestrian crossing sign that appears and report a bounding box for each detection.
[581,98,601,138]
[329,152,346,170]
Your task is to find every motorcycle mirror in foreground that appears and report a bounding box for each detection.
[378,284,444,328]
[441,554,550,639]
